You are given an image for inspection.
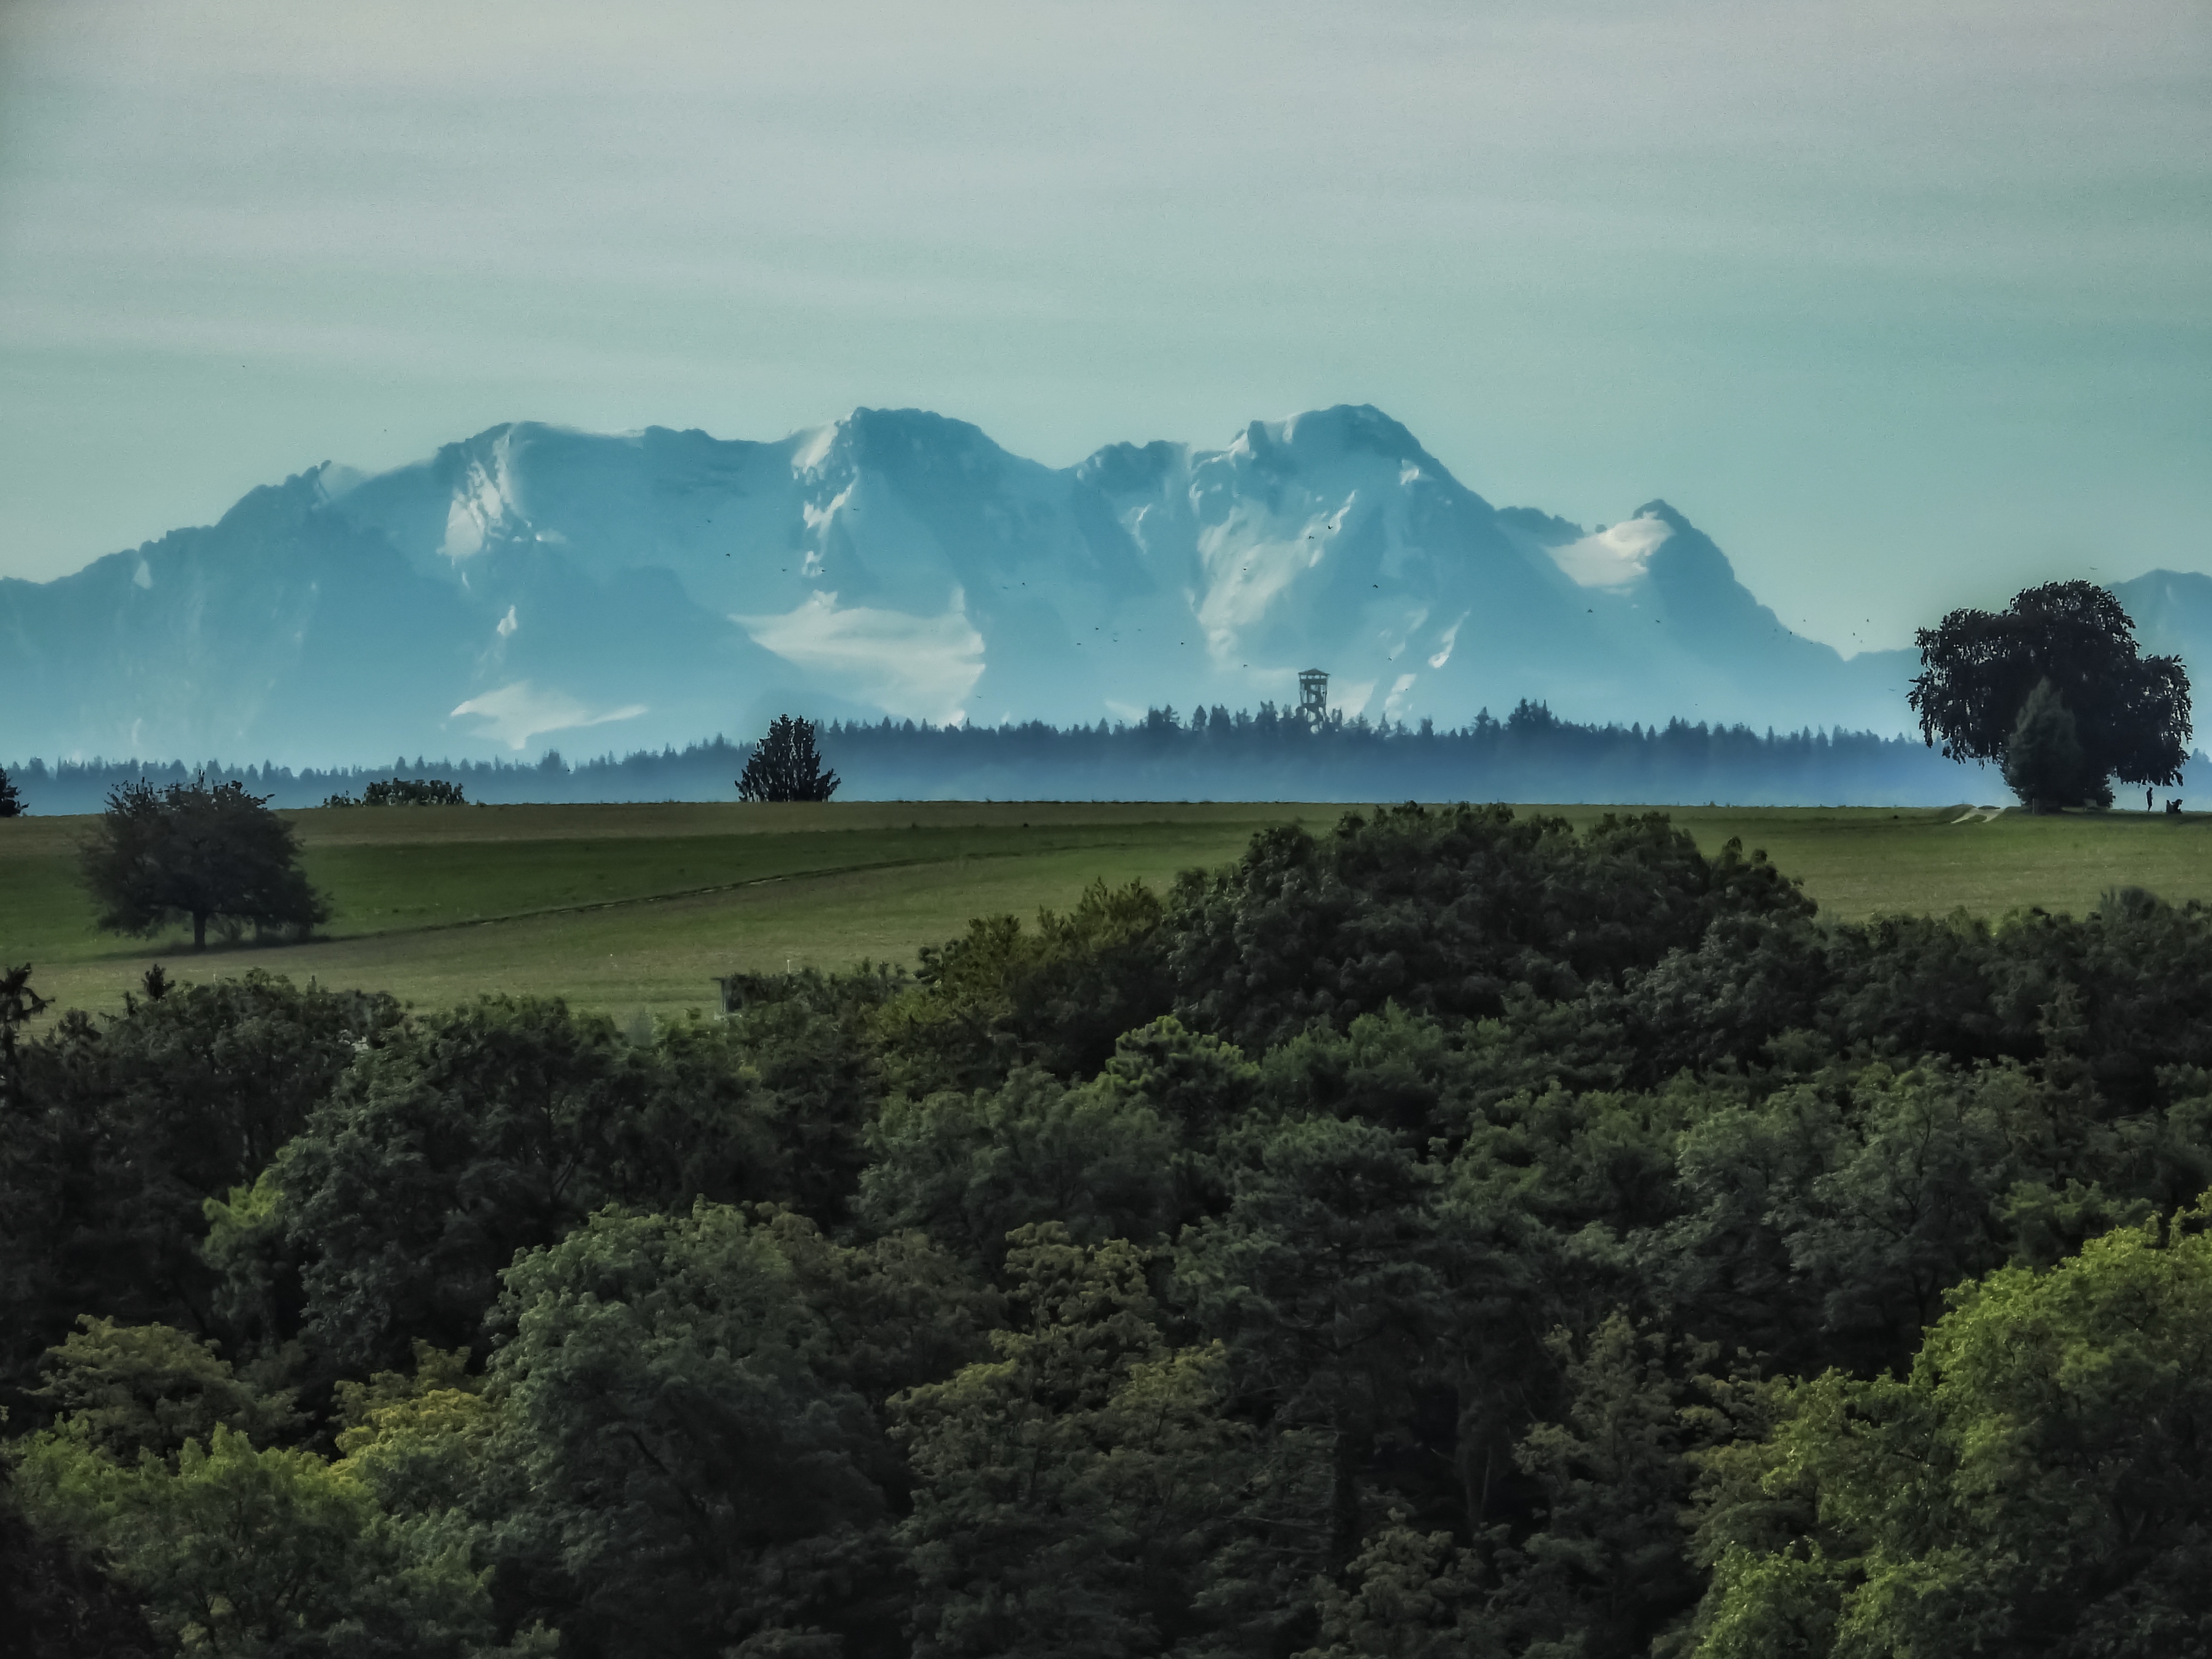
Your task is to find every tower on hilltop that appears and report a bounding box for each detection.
[1299,668,1329,726]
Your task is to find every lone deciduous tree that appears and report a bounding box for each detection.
[80,776,329,950]
[1909,580,2190,810]
[737,715,840,802]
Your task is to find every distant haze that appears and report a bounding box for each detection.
[0,0,2205,660]
[4,400,2206,770]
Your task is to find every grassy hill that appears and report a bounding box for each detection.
[4,799,2208,1024]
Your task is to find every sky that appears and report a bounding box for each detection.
[0,0,2205,657]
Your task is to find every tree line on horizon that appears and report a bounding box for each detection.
[0,706,2007,815]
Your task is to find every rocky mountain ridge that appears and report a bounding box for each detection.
[5,405,2193,766]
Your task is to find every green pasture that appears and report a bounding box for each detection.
[2,799,2208,1025]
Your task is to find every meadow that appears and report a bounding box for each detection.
[3,797,2208,1024]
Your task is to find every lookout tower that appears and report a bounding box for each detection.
[1298,668,1329,726]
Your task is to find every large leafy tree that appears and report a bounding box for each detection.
[484,1203,912,1658]
[1164,805,1811,1054]
[251,996,785,1375]
[6,1317,539,1659]
[877,878,1171,1097]
[1909,581,2191,807]
[1685,1200,2212,1657]
[80,775,329,949]
[319,1212,991,1659]
[9,1420,534,1659]
[706,963,909,1225]
[1175,1115,1461,1572]
[736,714,840,802]
[892,1224,1259,1659]
[0,972,399,1393]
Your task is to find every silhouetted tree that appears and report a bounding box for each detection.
[79,775,329,950]
[736,715,840,802]
[0,767,22,818]
[363,777,467,807]
[1910,581,2191,808]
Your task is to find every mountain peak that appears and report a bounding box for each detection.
[1236,404,1434,468]
[1632,499,1695,532]
[213,467,334,538]
[844,405,999,453]
[791,407,1013,482]
[1074,438,1187,495]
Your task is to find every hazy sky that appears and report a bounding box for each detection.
[1,0,2205,654]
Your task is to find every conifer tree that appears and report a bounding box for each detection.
[2001,677,2093,812]
[0,962,50,1108]
[736,715,840,802]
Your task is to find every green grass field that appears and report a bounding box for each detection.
[3,799,2208,1025]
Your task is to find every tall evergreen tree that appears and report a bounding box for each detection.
[736,716,840,802]
[2001,677,2094,812]
[0,766,22,818]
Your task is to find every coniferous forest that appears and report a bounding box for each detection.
[0,701,2023,814]
[6,803,2212,1655]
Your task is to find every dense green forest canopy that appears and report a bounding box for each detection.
[6,802,2212,1656]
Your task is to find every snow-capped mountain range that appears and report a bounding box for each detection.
[3,404,2202,766]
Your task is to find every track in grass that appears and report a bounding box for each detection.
[4,800,2208,1023]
